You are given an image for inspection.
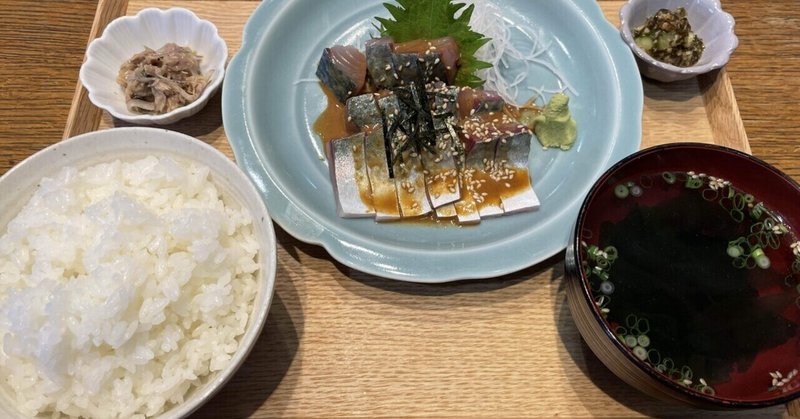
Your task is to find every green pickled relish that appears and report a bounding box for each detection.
[632,7,705,67]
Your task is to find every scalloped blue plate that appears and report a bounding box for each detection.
[222,0,643,282]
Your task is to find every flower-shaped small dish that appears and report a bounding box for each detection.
[620,0,738,82]
[80,8,227,125]
[566,143,800,408]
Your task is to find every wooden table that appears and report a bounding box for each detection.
[1,0,799,417]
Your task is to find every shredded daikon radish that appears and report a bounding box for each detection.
[465,0,578,105]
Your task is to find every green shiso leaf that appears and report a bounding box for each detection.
[375,0,491,88]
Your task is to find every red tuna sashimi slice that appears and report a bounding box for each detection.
[316,45,367,103]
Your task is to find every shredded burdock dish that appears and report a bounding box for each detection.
[117,43,211,114]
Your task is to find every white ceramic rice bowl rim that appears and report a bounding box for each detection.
[0,127,276,418]
[79,8,228,125]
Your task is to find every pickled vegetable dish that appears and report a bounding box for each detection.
[633,7,704,67]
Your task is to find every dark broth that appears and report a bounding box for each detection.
[582,171,800,398]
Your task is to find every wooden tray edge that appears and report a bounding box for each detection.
[62,0,129,140]
[699,68,751,153]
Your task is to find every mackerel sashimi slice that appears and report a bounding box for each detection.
[316,45,367,103]
[327,133,374,217]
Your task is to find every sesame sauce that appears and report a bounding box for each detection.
[470,165,532,209]
[313,84,354,145]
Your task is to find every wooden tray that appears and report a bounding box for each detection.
[64,1,783,417]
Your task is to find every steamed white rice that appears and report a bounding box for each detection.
[0,156,259,418]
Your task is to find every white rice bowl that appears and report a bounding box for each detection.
[0,128,276,418]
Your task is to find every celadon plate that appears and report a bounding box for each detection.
[223,0,643,283]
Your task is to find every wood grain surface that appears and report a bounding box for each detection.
[1,0,799,418]
[63,0,130,138]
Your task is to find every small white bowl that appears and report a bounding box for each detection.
[620,0,738,82]
[80,8,228,125]
[0,128,276,418]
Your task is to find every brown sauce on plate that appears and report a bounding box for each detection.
[313,84,352,145]
[471,167,532,211]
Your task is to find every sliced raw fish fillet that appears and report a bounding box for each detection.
[363,129,401,221]
[366,38,399,90]
[393,52,424,87]
[460,112,529,154]
[421,87,463,208]
[495,132,540,214]
[377,93,402,154]
[327,133,374,217]
[395,37,459,84]
[457,88,504,119]
[423,85,462,208]
[421,127,460,209]
[465,140,504,218]
[316,45,367,103]
[422,52,448,84]
[453,110,483,225]
[428,83,459,129]
[346,93,382,131]
[435,203,457,219]
[454,169,481,225]
[378,93,432,218]
[429,37,460,83]
[394,150,432,218]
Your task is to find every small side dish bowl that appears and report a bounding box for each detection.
[0,127,276,418]
[80,8,227,125]
[566,143,800,409]
[619,0,738,82]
